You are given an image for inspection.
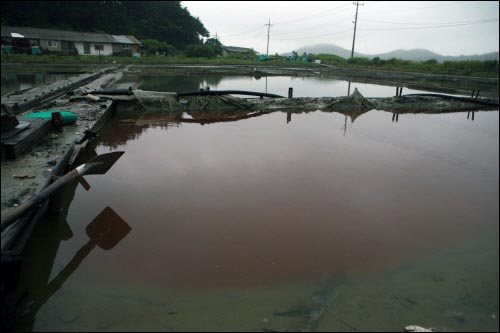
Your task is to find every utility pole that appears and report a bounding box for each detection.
[265,18,273,56]
[350,1,363,60]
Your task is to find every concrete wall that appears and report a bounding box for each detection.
[74,42,113,56]
[112,43,139,56]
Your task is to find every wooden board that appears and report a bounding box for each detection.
[1,117,51,160]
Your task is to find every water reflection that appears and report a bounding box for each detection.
[467,111,476,121]
[6,107,499,332]
[123,74,223,94]
[392,112,399,123]
[2,147,131,332]
[99,102,496,149]
[1,73,76,96]
[12,206,130,331]
[111,74,432,98]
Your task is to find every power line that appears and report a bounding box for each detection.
[373,1,478,10]
[218,29,265,40]
[360,18,499,31]
[217,3,351,39]
[272,12,353,37]
[273,3,352,25]
[362,17,500,26]
[274,28,353,41]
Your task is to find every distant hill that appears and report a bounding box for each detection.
[287,43,364,59]
[286,43,499,62]
[374,48,499,62]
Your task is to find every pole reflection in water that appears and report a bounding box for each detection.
[467,111,476,121]
[392,112,399,123]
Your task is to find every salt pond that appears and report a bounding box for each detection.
[13,75,499,332]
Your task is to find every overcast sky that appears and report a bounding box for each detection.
[182,1,499,56]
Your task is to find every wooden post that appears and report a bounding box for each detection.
[288,87,293,99]
[396,87,399,96]
[471,90,475,98]
[287,111,291,123]
[396,113,399,122]
[392,113,396,122]
[399,87,403,96]
[472,111,475,121]
[475,90,480,98]
[467,111,470,119]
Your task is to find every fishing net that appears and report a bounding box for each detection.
[132,89,255,113]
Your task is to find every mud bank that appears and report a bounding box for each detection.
[106,88,499,123]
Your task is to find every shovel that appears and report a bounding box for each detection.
[47,206,131,294]
[1,151,125,232]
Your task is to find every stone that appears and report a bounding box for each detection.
[85,94,100,102]
[5,197,20,207]
[405,325,434,332]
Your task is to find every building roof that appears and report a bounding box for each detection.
[111,35,141,45]
[125,35,142,45]
[221,45,254,53]
[1,26,141,44]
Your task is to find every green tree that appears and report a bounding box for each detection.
[204,38,222,56]
[0,1,209,48]
[184,44,215,58]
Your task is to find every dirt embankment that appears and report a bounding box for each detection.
[124,64,500,98]
[1,68,123,234]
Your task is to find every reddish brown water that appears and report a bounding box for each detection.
[12,76,499,331]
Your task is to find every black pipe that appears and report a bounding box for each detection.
[177,90,284,98]
[76,89,284,98]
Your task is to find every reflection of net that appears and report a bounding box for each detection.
[187,94,254,112]
[132,89,254,113]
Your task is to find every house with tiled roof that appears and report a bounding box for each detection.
[1,26,141,56]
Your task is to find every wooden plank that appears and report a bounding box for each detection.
[2,117,51,160]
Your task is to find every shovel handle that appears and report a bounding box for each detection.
[1,169,79,232]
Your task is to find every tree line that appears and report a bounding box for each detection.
[1,1,209,50]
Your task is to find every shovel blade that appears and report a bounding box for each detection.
[86,207,131,250]
[83,151,124,175]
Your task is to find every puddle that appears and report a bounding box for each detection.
[1,73,78,96]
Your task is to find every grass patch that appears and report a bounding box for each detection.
[2,54,498,78]
[315,54,499,78]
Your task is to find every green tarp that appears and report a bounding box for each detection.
[24,110,77,125]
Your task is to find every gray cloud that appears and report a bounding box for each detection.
[182,1,499,56]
